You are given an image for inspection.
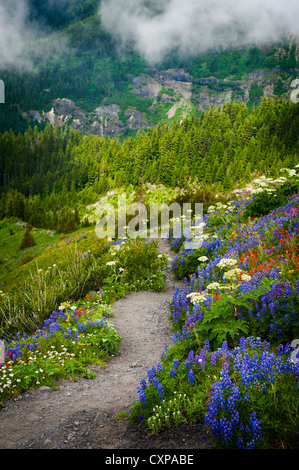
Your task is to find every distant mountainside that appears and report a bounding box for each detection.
[0,2,299,136]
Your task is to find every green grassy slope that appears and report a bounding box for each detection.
[0,219,98,290]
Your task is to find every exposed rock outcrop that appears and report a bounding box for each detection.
[22,63,299,137]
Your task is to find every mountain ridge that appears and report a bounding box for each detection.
[10,60,299,138]
[1,7,299,136]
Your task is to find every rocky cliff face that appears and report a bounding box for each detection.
[23,64,298,137]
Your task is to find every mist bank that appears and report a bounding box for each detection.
[0,0,97,70]
[99,0,299,63]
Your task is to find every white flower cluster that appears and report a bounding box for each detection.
[240,273,252,282]
[106,261,117,266]
[222,269,251,282]
[186,292,208,304]
[207,201,229,214]
[273,177,288,184]
[190,221,206,235]
[252,176,272,186]
[252,176,278,195]
[206,282,230,291]
[252,187,276,194]
[195,233,210,240]
[216,258,238,269]
[280,168,298,177]
[206,282,221,290]
[252,168,299,195]
[110,244,121,254]
[223,268,243,280]
[215,202,228,210]
[198,256,209,262]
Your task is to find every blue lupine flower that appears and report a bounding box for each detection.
[147,365,156,384]
[173,359,180,369]
[140,378,147,390]
[187,369,194,385]
[138,388,146,407]
[157,383,165,401]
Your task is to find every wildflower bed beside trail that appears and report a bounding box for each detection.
[0,238,169,406]
[0,298,121,403]
[1,168,299,449]
[128,168,299,449]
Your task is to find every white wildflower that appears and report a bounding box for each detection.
[206,282,221,290]
[198,256,209,262]
[252,188,266,194]
[223,268,243,280]
[241,274,252,282]
[217,258,238,269]
[186,292,208,304]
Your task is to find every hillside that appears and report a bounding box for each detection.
[1,171,299,450]
[1,97,299,239]
[1,4,299,136]
[0,0,299,452]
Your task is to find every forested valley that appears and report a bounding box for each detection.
[1,97,299,233]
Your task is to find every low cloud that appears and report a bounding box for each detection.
[99,0,299,63]
[0,0,71,70]
[0,0,38,68]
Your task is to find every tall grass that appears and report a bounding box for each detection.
[0,237,168,338]
[0,240,110,337]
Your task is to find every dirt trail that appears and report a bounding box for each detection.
[0,240,210,450]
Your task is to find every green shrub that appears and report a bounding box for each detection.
[107,238,168,294]
[20,230,36,250]
[244,178,299,219]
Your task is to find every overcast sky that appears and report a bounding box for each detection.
[99,0,299,63]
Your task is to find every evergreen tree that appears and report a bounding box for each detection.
[20,229,36,250]
[215,162,225,184]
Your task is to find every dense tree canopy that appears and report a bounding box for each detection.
[0,97,298,231]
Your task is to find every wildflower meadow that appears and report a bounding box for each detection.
[128,167,299,449]
[1,166,299,449]
[0,238,169,404]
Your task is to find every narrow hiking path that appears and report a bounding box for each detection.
[0,239,210,449]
